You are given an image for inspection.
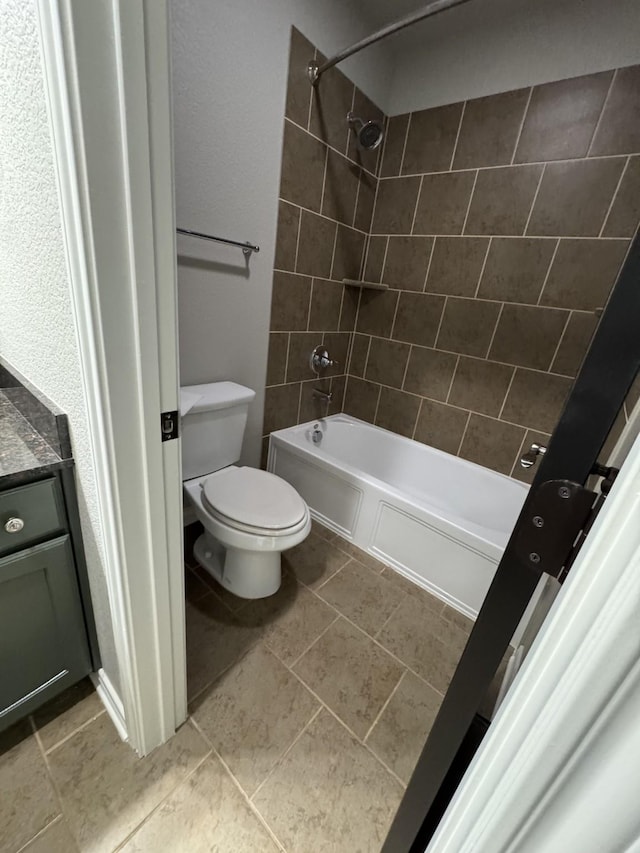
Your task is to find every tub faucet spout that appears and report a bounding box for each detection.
[312,388,332,403]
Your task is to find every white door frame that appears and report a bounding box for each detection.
[34,1,640,845]
[36,0,186,755]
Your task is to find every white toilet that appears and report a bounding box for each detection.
[181,381,310,599]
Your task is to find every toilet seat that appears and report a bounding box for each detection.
[201,466,307,535]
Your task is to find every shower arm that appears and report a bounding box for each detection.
[307,0,473,85]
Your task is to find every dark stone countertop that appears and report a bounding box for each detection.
[0,392,72,489]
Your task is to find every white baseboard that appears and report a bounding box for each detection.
[91,669,128,742]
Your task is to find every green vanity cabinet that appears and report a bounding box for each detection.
[0,473,97,732]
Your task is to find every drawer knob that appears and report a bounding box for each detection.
[4,517,25,534]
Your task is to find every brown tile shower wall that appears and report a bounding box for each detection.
[345,65,640,478]
[263,28,386,461]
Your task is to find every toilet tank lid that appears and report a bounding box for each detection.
[180,382,255,414]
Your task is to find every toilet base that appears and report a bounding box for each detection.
[193,533,282,599]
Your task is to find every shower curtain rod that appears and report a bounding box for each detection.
[307,0,473,85]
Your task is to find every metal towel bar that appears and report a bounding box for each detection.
[176,227,259,256]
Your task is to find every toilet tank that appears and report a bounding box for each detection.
[180,382,256,480]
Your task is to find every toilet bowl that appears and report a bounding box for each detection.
[184,466,311,598]
[180,381,310,599]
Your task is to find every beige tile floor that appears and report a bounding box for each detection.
[1,522,474,853]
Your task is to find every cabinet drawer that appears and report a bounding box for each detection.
[0,479,66,556]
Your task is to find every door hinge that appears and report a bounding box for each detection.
[160,410,179,442]
[513,479,596,579]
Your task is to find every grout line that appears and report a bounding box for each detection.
[444,355,461,404]
[379,234,391,284]
[456,411,473,455]
[372,384,383,425]
[15,816,65,853]
[399,112,412,176]
[484,302,504,359]
[422,235,437,292]
[112,743,213,852]
[536,238,561,306]
[374,149,628,180]
[598,154,630,238]
[400,344,413,390]
[188,719,288,853]
[43,708,107,755]
[286,666,408,790]
[411,397,423,439]
[510,87,533,165]
[362,333,374,379]
[432,295,448,350]
[449,101,467,170]
[523,163,546,235]
[352,171,362,230]
[364,232,627,243]
[327,220,340,284]
[278,195,370,238]
[318,146,330,223]
[287,614,341,669]
[460,170,479,234]
[291,204,303,273]
[388,288,401,341]
[586,69,616,158]
[474,237,493,298]
[249,706,324,804]
[548,310,572,373]
[497,366,518,420]
[363,669,408,743]
[285,115,379,182]
[29,720,73,846]
[409,174,424,234]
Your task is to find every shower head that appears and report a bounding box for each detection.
[347,112,384,151]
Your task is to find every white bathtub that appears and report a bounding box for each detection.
[268,414,528,618]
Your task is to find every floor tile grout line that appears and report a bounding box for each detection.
[29,718,74,848]
[510,86,533,165]
[287,613,342,670]
[536,237,561,306]
[249,706,324,805]
[189,717,289,852]
[586,69,617,158]
[362,668,408,744]
[497,366,518,421]
[522,163,546,236]
[111,743,214,853]
[598,154,630,238]
[43,708,107,756]
[460,169,479,235]
[186,631,263,707]
[449,101,467,171]
[474,236,493,298]
[14,815,66,853]
[548,310,573,374]
[284,668,407,790]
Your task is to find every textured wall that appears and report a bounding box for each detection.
[0,0,120,691]
[345,64,640,480]
[263,28,384,461]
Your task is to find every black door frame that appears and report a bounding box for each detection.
[383,230,640,852]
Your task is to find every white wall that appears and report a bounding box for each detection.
[0,0,120,692]
[171,0,391,465]
[388,0,640,114]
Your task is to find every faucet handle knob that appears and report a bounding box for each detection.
[310,345,338,374]
[520,442,547,469]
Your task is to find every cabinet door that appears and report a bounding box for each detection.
[0,536,92,730]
